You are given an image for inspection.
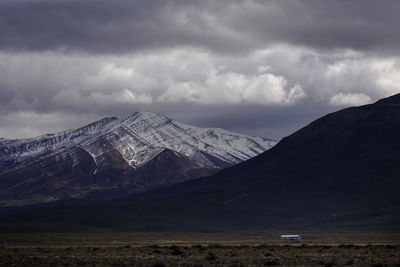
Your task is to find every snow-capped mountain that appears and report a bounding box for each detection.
[0,111,276,169]
[0,112,276,206]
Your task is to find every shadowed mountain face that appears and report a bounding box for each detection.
[1,95,400,232]
[0,146,216,207]
[0,112,275,207]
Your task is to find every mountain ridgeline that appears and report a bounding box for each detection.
[1,94,400,232]
[0,112,275,207]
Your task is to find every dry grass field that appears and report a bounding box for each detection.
[0,232,399,266]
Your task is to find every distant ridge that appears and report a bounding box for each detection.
[0,111,275,207]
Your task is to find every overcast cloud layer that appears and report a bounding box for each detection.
[1,0,400,139]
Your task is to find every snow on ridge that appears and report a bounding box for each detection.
[0,111,277,168]
[0,117,119,161]
[171,121,276,162]
[104,113,277,166]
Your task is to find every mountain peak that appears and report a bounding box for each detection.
[126,111,169,121]
[119,111,172,129]
[81,116,119,130]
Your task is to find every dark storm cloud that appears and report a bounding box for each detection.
[0,0,250,54]
[233,0,400,53]
[0,0,168,53]
[0,0,399,54]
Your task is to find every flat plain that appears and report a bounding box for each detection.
[0,232,399,266]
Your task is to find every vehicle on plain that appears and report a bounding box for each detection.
[280,235,302,241]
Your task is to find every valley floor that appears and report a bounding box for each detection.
[0,232,399,266]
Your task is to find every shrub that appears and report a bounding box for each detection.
[208,244,223,249]
[151,262,165,267]
[338,244,354,249]
[193,244,206,251]
[264,259,280,266]
[171,248,184,256]
[206,252,217,261]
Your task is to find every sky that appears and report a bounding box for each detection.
[1,0,400,140]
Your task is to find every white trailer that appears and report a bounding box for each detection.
[280,235,302,241]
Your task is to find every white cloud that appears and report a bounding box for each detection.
[1,46,400,138]
[84,63,158,94]
[370,59,400,96]
[329,92,372,106]
[2,48,400,112]
[241,74,306,105]
[158,71,306,105]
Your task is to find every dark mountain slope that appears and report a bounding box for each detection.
[126,94,400,216]
[0,147,96,207]
[1,94,400,232]
[0,145,217,207]
[132,149,220,188]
